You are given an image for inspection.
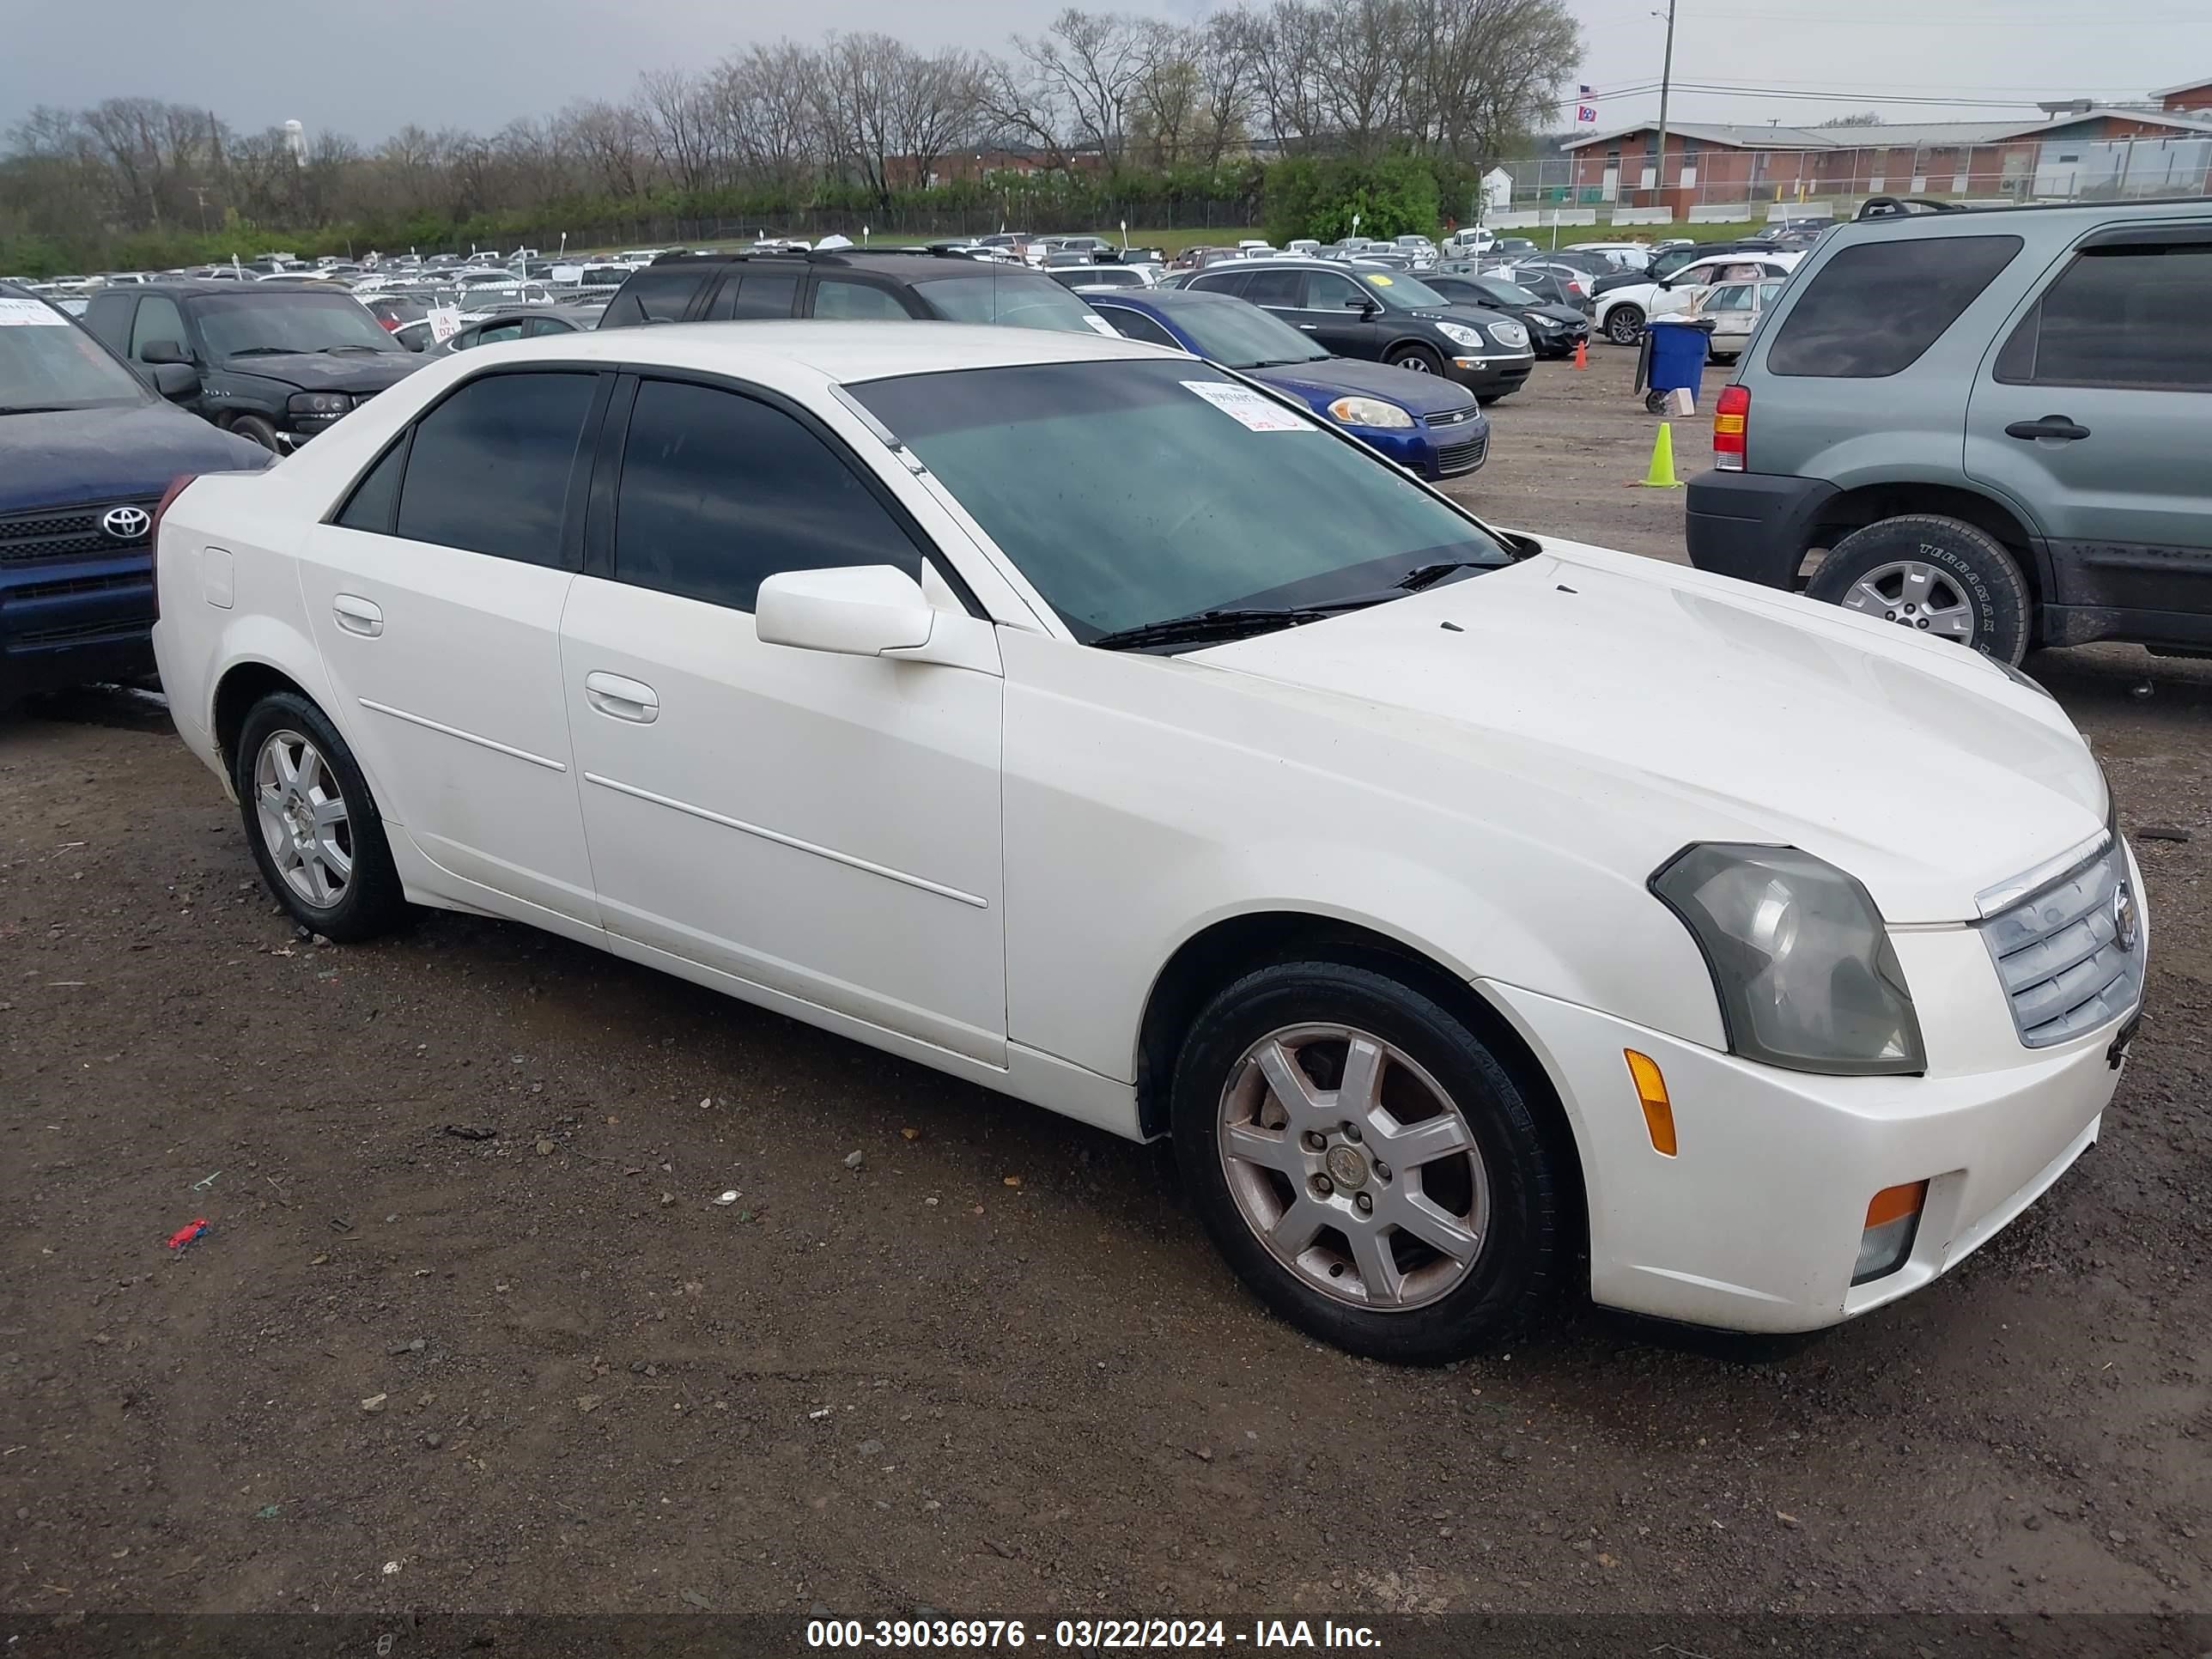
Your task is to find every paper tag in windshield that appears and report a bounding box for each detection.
[0,297,70,326]
[1182,380,1313,433]
[427,307,462,343]
[1082,314,1121,337]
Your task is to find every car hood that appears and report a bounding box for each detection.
[1407,304,1521,332]
[1245,356,1481,419]
[0,402,268,513]
[1188,538,2106,924]
[218,352,422,392]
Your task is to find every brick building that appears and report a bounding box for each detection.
[1559,76,2212,210]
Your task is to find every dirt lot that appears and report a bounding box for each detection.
[4,343,2209,1630]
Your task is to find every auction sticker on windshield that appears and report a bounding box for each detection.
[1364,273,1395,286]
[0,298,70,326]
[1182,380,1314,432]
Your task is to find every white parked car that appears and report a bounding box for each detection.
[1691,276,1788,364]
[1595,250,1802,345]
[1563,240,1653,270]
[149,323,2144,1362]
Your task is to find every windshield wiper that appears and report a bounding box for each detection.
[224,346,297,357]
[1395,559,1504,591]
[1090,598,1382,652]
[0,404,73,416]
[320,344,385,354]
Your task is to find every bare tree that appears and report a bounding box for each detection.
[636,68,720,196]
[1006,9,1145,166]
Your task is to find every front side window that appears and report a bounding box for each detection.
[1097,307,1182,350]
[1305,270,1367,310]
[0,297,150,411]
[191,291,404,358]
[1995,240,2212,393]
[601,267,698,328]
[394,371,597,563]
[853,359,1511,642]
[612,378,918,613]
[1768,234,2021,378]
[703,272,799,320]
[1238,270,1308,308]
[129,295,187,360]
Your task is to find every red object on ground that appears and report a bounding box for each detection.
[166,1218,210,1251]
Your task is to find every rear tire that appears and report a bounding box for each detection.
[234,691,410,941]
[1803,514,2032,664]
[1170,960,1564,1364]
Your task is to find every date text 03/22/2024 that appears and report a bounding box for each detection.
[805,1619,1383,1650]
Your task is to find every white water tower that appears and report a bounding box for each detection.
[283,119,307,167]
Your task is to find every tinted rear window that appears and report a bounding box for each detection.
[396,371,597,563]
[1995,240,2212,393]
[1766,234,2021,378]
[601,267,702,329]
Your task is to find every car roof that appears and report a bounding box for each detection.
[106,278,341,297]
[426,319,1158,384]
[640,248,1061,280]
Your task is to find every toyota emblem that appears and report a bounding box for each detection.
[100,506,152,542]
[2113,880,2139,953]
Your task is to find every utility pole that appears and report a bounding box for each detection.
[1653,0,1677,210]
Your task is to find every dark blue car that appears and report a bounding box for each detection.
[1082,289,1490,482]
[0,284,268,707]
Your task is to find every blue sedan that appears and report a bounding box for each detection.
[1080,289,1489,482]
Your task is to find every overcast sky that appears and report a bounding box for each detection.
[3,0,2209,146]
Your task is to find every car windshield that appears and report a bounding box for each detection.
[194,291,404,357]
[1357,270,1450,308]
[0,298,148,410]
[1164,300,1328,368]
[853,358,1511,642]
[910,272,1101,333]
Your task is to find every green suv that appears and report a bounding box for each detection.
[1685,195,2211,665]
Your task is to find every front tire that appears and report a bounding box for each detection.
[228,414,282,453]
[234,691,409,941]
[1803,514,2031,664]
[1388,345,1442,375]
[1604,303,1644,345]
[1170,960,1564,1364]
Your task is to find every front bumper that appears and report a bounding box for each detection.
[0,550,157,706]
[1442,352,1534,396]
[1479,880,2142,1334]
[1528,322,1589,357]
[1683,469,1838,589]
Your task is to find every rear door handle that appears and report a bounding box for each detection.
[584,671,659,724]
[1297,324,1319,331]
[2005,415,2091,441]
[332,594,383,637]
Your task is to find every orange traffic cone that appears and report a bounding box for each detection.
[1573,337,1588,371]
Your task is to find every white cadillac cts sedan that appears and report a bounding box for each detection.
[151,322,2147,1363]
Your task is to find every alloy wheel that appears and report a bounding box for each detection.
[1837,559,1976,644]
[253,728,354,908]
[1217,1023,1490,1310]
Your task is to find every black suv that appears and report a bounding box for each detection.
[598,248,1105,334]
[1181,259,1535,401]
[82,280,422,453]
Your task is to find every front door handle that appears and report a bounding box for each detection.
[1297,323,1319,331]
[2005,415,2091,441]
[332,594,383,637]
[584,671,659,724]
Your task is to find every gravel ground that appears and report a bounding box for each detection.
[3,343,2209,1628]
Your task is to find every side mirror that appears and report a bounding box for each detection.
[150,362,200,400]
[139,339,190,365]
[1344,295,1376,313]
[756,565,933,658]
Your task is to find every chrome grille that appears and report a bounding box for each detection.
[1427,407,1479,428]
[1978,840,2142,1048]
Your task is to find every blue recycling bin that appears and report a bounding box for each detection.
[1644,317,1709,396]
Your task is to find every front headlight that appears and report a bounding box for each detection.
[287,392,352,416]
[1651,843,1926,1076]
[1433,322,1486,350]
[1489,319,1530,349]
[1325,395,1416,429]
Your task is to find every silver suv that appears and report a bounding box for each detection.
[1685,195,2211,665]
